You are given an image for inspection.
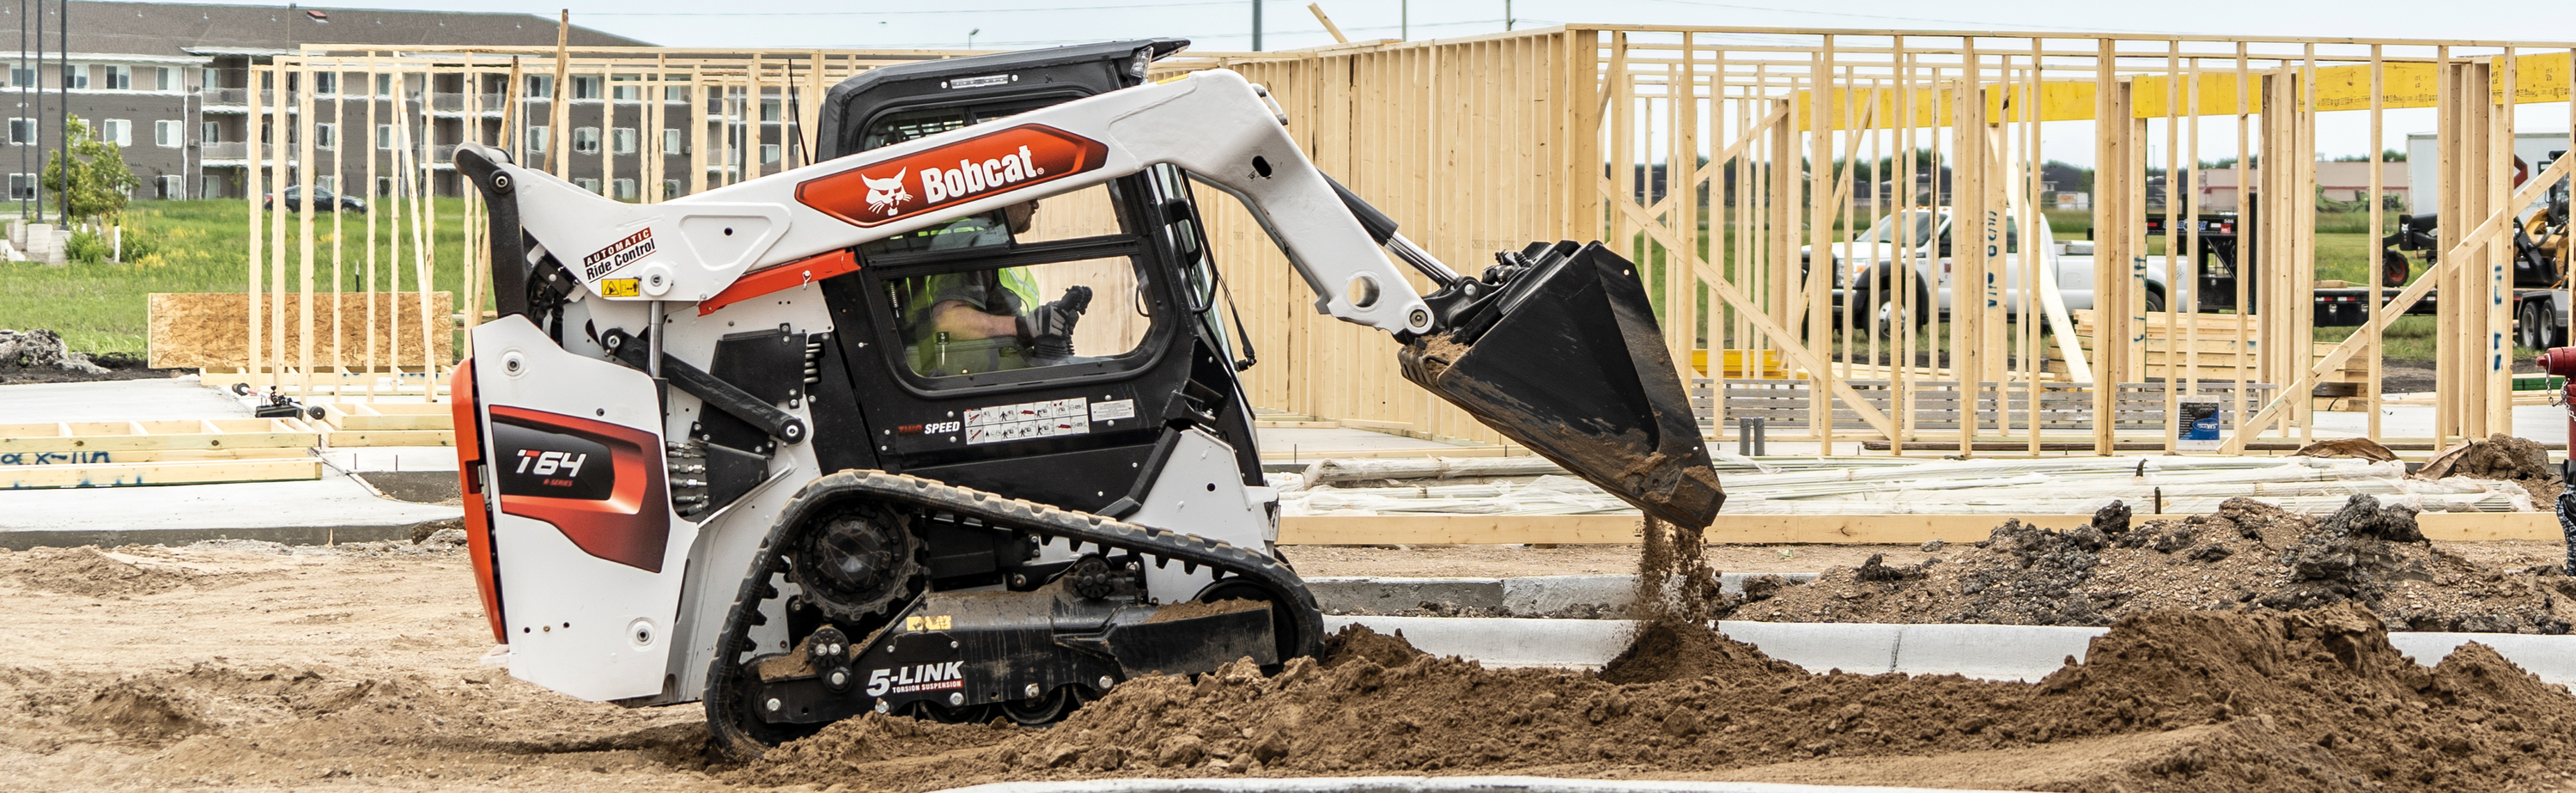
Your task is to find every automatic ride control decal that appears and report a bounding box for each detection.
[963,397,1091,445]
[796,124,1111,229]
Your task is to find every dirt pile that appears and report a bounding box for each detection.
[1738,496,2576,633]
[739,606,2576,792]
[2426,434,2561,503]
[0,546,200,598]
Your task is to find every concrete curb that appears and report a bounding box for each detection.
[1309,574,1818,618]
[0,473,465,550]
[1330,615,2576,687]
[939,776,2023,793]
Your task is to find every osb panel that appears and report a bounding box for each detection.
[149,292,454,369]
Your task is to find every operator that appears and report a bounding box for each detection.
[901,200,1094,375]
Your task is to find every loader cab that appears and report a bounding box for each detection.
[805,39,1269,522]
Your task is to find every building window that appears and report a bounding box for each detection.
[611,178,636,201]
[376,176,394,197]
[574,177,601,194]
[313,71,337,95]
[157,174,183,198]
[525,125,548,154]
[9,118,33,144]
[60,64,87,89]
[663,85,688,102]
[316,175,337,193]
[377,124,395,149]
[203,68,221,90]
[525,74,552,100]
[661,128,683,155]
[611,74,641,102]
[759,143,781,164]
[571,75,601,101]
[9,174,34,199]
[201,175,222,198]
[313,123,335,150]
[760,99,781,122]
[155,119,180,148]
[156,67,175,91]
[9,67,31,88]
[611,128,637,155]
[573,126,600,155]
[202,121,221,143]
[104,65,131,90]
[98,119,130,147]
[377,73,393,97]
[662,178,681,199]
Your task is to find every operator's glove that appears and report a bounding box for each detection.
[1018,285,1092,359]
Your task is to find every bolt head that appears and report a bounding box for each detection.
[948,692,965,707]
[874,700,890,714]
[829,670,848,686]
[765,698,781,712]
[1097,675,1115,690]
[1024,683,1041,698]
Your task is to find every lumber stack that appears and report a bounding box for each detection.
[2051,310,2371,397]
[315,402,454,448]
[0,418,323,488]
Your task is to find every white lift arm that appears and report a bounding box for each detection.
[460,69,1435,336]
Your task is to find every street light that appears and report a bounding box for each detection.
[968,28,981,49]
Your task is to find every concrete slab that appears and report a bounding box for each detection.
[1890,624,2100,681]
[0,469,462,549]
[1333,615,2576,690]
[0,375,246,422]
[1327,615,1633,668]
[940,777,2024,793]
[1310,575,1820,619]
[319,446,460,473]
[1716,621,1905,675]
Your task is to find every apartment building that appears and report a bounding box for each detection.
[9,1,647,201]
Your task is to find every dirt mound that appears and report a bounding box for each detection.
[0,546,197,597]
[1738,497,2576,633]
[738,607,2576,792]
[2426,433,2561,503]
[64,682,208,741]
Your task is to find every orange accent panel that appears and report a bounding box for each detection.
[699,249,860,316]
[489,406,671,573]
[451,363,507,644]
[795,123,1109,229]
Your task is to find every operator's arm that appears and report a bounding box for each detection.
[928,302,1018,339]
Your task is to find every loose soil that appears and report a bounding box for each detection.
[1740,496,2576,633]
[2435,434,2562,503]
[1285,542,1943,577]
[15,535,2576,791]
[739,607,2576,793]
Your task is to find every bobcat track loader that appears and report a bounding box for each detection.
[449,40,1722,756]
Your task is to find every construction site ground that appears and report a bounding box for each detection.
[0,533,2573,792]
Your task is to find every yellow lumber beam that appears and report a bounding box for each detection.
[1278,512,2558,545]
[319,430,456,448]
[0,458,322,488]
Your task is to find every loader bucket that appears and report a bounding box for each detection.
[1400,241,1724,528]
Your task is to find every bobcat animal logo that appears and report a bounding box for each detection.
[861,168,911,217]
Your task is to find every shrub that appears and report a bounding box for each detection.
[64,229,109,263]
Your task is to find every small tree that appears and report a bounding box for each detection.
[40,116,140,223]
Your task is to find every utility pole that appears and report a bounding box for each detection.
[1401,1,1408,40]
[28,0,38,220]
[1506,0,1515,31]
[18,0,27,217]
[1250,0,1262,51]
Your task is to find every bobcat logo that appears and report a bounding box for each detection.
[861,168,911,217]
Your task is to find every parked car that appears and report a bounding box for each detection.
[263,186,368,213]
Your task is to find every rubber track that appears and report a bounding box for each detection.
[706,469,1323,756]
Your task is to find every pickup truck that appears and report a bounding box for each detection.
[1814,208,2172,336]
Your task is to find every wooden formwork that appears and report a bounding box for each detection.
[246,28,2576,459]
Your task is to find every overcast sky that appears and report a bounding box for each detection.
[220,0,2576,162]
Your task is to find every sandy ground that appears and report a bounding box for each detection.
[4,537,2570,792]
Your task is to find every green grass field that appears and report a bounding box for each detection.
[0,199,475,356]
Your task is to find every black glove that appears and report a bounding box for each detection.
[1018,285,1092,359]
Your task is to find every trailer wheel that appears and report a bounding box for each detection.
[2518,301,2552,351]
[2381,250,2412,288]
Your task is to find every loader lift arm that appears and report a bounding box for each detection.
[453,67,1719,528]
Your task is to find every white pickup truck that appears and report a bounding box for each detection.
[1814,208,2172,335]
